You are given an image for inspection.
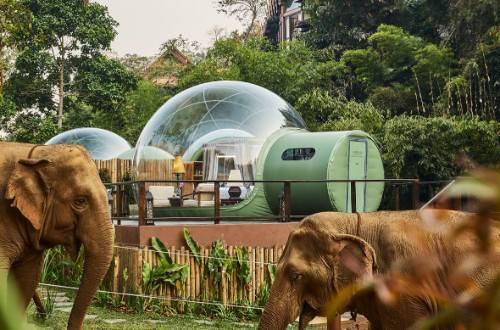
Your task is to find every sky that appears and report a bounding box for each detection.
[95,0,244,57]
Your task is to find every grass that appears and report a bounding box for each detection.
[28,304,257,329]
[27,302,326,329]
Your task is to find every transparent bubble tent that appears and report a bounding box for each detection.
[133,81,385,218]
[134,81,306,169]
[46,128,131,160]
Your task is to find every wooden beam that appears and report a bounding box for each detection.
[350,181,357,213]
[214,181,220,224]
[283,181,291,222]
[138,182,146,226]
[412,180,420,209]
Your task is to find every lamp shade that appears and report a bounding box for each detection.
[173,155,186,174]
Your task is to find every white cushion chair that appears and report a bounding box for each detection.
[195,183,215,207]
[148,185,175,207]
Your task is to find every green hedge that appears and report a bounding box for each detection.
[382,116,499,180]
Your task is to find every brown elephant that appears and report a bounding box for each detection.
[0,142,114,330]
[258,210,500,330]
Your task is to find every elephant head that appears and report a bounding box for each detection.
[4,145,114,329]
[258,218,377,330]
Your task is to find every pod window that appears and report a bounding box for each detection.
[281,148,315,160]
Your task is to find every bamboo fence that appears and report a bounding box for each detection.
[94,159,197,215]
[94,159,179,182]
[107,244,284,310]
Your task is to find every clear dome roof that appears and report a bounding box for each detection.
[46,127,131,160]
[134,81,306,169]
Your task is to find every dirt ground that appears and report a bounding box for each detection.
[311,315,369,330]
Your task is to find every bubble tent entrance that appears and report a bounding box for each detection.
[132,81,385,219]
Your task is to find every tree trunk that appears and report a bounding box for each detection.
[243,10,258,42]
[0,38,5,94]
[57,56,64,128]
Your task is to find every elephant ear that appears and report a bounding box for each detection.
[5,158,52,231]
[328,234,378,291]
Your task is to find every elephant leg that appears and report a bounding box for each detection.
[10,252,44,309]
[33,289,47,318]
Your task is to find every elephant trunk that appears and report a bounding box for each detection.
[258,275,299,330]
[67,212,114,330]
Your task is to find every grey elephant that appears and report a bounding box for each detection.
[0,142,114,330]
[258,210,500,330]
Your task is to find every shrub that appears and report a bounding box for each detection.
[382,116,499,180]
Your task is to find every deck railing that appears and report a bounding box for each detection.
[103,178,442,225]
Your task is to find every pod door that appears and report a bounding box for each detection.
[347,139,368,212]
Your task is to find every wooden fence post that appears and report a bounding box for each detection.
[116,183,123,216]
[395,184,400,211]
[138,181,146,226]
[283,181,291,222]
[412,180,420,209]
[214,181,220,224]
[350,181,357,213]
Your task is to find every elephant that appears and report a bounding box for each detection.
[0,142,114,330]
[258,210,500,330]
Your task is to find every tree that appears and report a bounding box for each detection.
[446,0,500,58]
[0,0,30,93]
[303,0,452,51]
[179,37,348,105]
[215,0,267,41]
[341,25,455,115]
[4,109,59,143]
[120,80,171,144]
[382,116,499,180]
[208,25,227,44]
[8,0,125,128]
[159,34,204,63]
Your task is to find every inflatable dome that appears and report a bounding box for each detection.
[134,81,306,173]
[46,128,131,160]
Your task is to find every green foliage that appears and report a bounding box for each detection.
[183,228,201,265]
[267,264,276,283]
[37,289,56,320]
[150,237,173,264]
[0,0,31,92]
[310,97,386,138]
[341,24,456,111]
[233,247,251,287]
[302,0,452,51]
[183,228,252,298]
[142,261,188,293]
[142,237,188,309]
[294,89,343,130]
[159,34,203,63]
[179,37,347,105]
[2,110,60,143]
[71,55,138,130]
[368,85,415,117]
[120,80,170,144]
[382,116,500,180]
[206,240,233,288]
[1,0,138,140]
[0,249,28,330]
[41,246,84,287]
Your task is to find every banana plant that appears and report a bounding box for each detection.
[143,237,188,302]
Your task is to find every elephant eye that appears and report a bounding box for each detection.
[73,197,88,209]
[291,273,303,281]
